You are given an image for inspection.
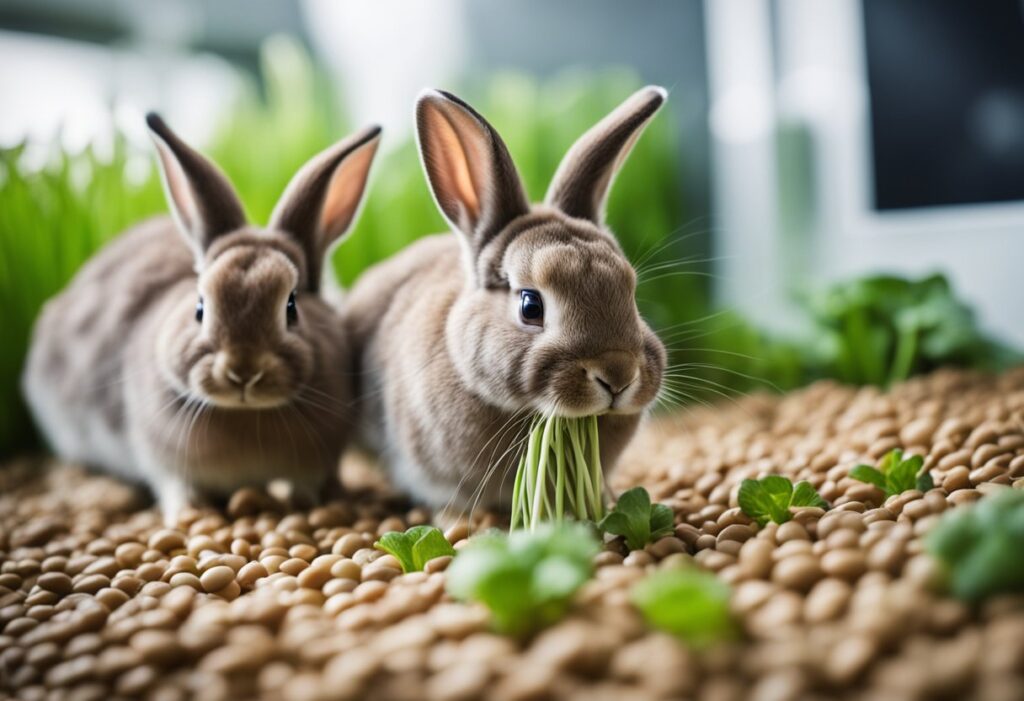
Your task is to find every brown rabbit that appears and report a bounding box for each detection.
[344,87,667,511]
[22,114,381,523]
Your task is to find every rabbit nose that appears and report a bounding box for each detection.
[584,351,639,398]
[226,368,264,389]
[216,352,265,389]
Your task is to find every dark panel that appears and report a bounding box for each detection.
[863,0,1024,210]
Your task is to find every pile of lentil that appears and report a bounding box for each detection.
[2,367,1024,701]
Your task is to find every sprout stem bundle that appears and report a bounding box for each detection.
[510,415,605,530]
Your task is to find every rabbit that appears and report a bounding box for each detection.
[343,86,667,512]
[22,113,381,524]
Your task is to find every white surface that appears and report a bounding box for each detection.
[301,0,468,149]
[0,30,240,158]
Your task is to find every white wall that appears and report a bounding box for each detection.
[706,0,1024,347]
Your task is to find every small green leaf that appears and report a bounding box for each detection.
[849,465,887,491]
[926,491,1024,602]
[375,526,454,573]
[886,453,921,493]
[916,470,935,492]
[852,449,930,498]
[446,524,599,637]
[632,568,736,647]
[598,486,674,551]
[650,503,676,540]
[791,481,829,509]
[739,476,829,526]
[878,448,903,474]
[374,531,416,573]
[597,512,633,543]
[409,526,456,571]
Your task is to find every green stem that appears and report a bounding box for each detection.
[588,416,605,519]
[531,415,556,530]
[554,418,565,521]
[889,324,918,385]
[510,452,525,530]
[570,421,594,520]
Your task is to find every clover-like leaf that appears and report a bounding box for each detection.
[632,567,736,647]
[446,523,599,637]
[851,449,933,498]
[739,476,828,526]
[374,525,455,573]
[598,486,675,551]
[848,465,886,491]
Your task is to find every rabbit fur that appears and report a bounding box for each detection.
[344,86,668,512]
[22,114,381,523]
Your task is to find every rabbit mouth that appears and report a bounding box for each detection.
[203,389,293,410]
[539,396,644,419]
[198,375,294,409]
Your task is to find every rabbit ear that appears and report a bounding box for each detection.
[269,126,382,292]
[545,86,666,225]
[416,90,529,257]
[145,113,247,256]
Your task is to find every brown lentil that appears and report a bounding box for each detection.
[0,368,1021,701]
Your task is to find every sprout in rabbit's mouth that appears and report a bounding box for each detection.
[510,415,605,530]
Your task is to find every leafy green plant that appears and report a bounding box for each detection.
[510,415,604,530]
[801,273,1018,387]
[0,140,165,456]
[631,567,736,647]
[926,489,1024,601]
[374,526,455,573]
[598,486,674,551]
[849,448,933,498]
[738,476,829,527]
[446,523,599,637]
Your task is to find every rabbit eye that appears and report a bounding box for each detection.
[519,289,544,326]
[195,297,204,322]
[286,291,298,325]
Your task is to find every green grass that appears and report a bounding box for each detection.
[0,140,166,456]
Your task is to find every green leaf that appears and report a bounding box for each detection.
[878,448,903,474]
[632,568,736,647]
[926,490,1024,602]
[409,526,456,571]
[375,525,454,573]
[374,531,417,573]
[915,470,935,492]
[849,465,887,491]
[446,523,599,637]
[597,512,634,543]
[791,481,829,509]
[852,449,930,498]
[886,453,921,493]
[650,503,676,540]
[598,486,674,551]
[739,476,828,526]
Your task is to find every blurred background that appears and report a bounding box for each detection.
[1,0,1022,458]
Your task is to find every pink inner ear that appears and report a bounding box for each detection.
[155,138,198,236]
[427,107,481,223]
[318,141,378,242]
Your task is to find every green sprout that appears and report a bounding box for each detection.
[598,486,675,551]
[374,526,456,573]
[849,448,933,498]
[632,567,736,647]
[510,415,605,531]
[446,523,599,637]
[926,489,1024,602]
[738,475,829,527]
